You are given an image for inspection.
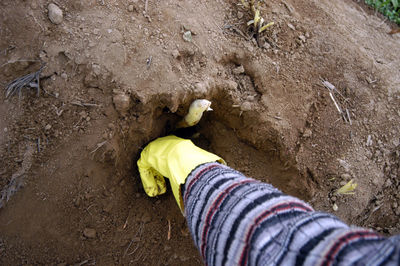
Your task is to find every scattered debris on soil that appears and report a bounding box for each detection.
[0,0,399,264]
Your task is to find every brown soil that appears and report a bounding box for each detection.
[1,0,400,264]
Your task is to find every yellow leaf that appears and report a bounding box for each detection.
[254,9,260,28]
[259,21,274,33]
[335,179,357,195]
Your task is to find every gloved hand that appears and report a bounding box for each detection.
[137,135,225,211]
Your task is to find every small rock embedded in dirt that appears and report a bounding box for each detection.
[172,49,180,59]
[183,31,192,42]
[287,23,296,30]
[113,93,131,115]
[128,5,134,12]
[340,173,351,180]
[48,3,63,25]
[303,128,312,138]
[45,124,52,131]
[83,228,96,238]
[298,35,306,42]
[233,65,245,75]
[240,101,252,112]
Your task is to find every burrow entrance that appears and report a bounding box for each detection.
[123,84,314,202]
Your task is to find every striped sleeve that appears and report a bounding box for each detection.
[182,162,400,266]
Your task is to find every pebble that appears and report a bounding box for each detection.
[183,31,192,42]
[172,49,180,59]
[83,228,96,238]
[303,129,312,138]
[48,3,63,25]
[240,101,252,112]
[128,5,134,12]
[232,65,245,75]
[340,173,351,180]
[45,124,52,131]
[113,93,131,115]
[298,35,306,42]
[287,23,296,30]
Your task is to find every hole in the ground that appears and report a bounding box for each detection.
[128,92,313,202]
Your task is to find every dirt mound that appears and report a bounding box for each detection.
[1,0,400,264]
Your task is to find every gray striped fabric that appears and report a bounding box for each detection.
[183,162,400,266]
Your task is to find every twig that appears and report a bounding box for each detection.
[145,0,149,13]
[90,141,107,154]
[321,79,350,124]
[123,239,135,257]
[123,222,143,257]
[345,109,352,125]
[5,65,45,98]
[167,219,171,240]
[123,216,129,229]
[71,101,101,107]
[127,245,140,256]
[0,59,40,68]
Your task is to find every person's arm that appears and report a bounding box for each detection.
[183,162,400,266]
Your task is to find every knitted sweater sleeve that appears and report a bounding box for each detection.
[182,162,400,266]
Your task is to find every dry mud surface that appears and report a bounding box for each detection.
[1,0,400,264]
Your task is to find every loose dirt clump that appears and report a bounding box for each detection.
[1,0,400,264]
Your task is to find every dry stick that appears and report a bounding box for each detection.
[167,219,171,240]
[123,222,144,257]
[321,80,349,123]
[90,141,107,154]
[145,0,149,13]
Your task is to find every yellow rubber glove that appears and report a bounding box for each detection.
[137,135,225,211]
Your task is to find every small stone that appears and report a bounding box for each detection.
[108,123,115,130]
[83,228,96,238]
[366,135,373,146]
[48,3,63,25]
[298,35,306,42]
[61,73,68,79]
[113,93,131,115]
[79,111,87,118]
[232,65,245,75]
[172,49,180,59]
[263,42,271,49]
[240,101,252,112]
[340,173,351,180]
[287,23,296,30]
[303,129,312,138]
[332,203,338,211]
[183,31,192,42]
[45,124,52,131]
[237,11,244,19]
[128,5,134,12]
